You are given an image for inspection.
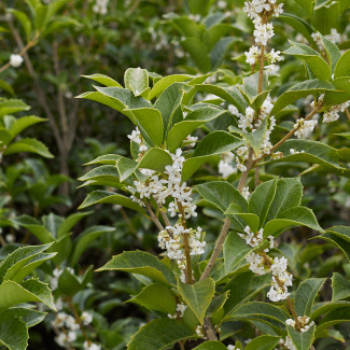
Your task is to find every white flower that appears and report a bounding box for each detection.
[5,234,15,243]
[254,23,275,46]
[127,127,141,144]
[84,341,101,350]
[228,346,241,350]
[217,0,227,9]
[10,54,23,68]
[246,252,266,275]
[270,256,288,276]
[242,186,250,200]
[81,311,93,325]
[176,302,187,317]
[65,315,80,331]
[267,285,290,302]
[228,104,239,115]
[325,28,341,44]
[52,312,69,327]
[294,118,318,139]
[245,45,260,65]
[189,14,201,22]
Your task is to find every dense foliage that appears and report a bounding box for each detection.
[1,0,350,350]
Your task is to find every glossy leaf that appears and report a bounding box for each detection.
[287,325,315,350]
[332,273,350,301]
[334,50,350,79]
[244,335,281,350]
[4,138,54,158]
[124,68,149,96]
[82,73,122,87]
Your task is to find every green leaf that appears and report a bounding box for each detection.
[273,139,342,170]
[57,267,89,296]
[0,243,53,284]
[321,35,341,73]
[138,148,173,172]
[178,278,215,324]
[181,131,244,182]
[9,116,46,140]
[295,279,325,317]
[194,84,247,113]
[167,106,225,153]
[0,100,30,118]
[4,138,53,158]
[78,165,120,186]
[210,37,237,71]
[334,50,350,79]
[238,72,269,105]
[124,68,149,96]
[284,41,331,81]
[181,38,211,73]
[293,0,314,16]
[97,251,176,286]
[126,108,164,147]
[270,80,336,116]
[197,181,248,213]
[71,225,115,266]
[0,80,15,96]
[127,319,193,350]
[332,272,350,301]
[244,335,281,350]
[0,307,46,328]
[263,207,323,238]
[56,211,92,238]
[287,325,315,350]
[0,315,28,350]
[116,157,138,182]
[193,341,228,350]
[324,76,350,107]
[249,179,277,228]
[79,190,145,213]
[149,75,193,100]
[227,302,289,330]
[128,283,176,314]
[279,14,315,45]
[229,119,267,155]
[312,2,338,35]
[84,154,121,166]
[0,279,55,312]
[223,271,271,319]
[316,306,350,334]
[82,74,122,87]
[154,83,184,135]
[7,9,32,41]
[225,204,260,232]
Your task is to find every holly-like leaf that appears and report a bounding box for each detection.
[97,251,176,286]
[4,138,53,158]
[178,278,215,324]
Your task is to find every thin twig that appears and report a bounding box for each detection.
[345,109,350,122]
[0,35,38,75]
[146,203,164,232]
[0,235,7,246]
[68,298,91,345]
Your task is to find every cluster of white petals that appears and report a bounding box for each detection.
[93,0,109,15]
[314,94,350,123]
[239,226,264,247]
[168,302,187,319]
[312,29,342,50]
[286,316,315,333]
[49,267,74,290]
[294,118,318,139]
[10,54,23,68]
[127,127,148,153]
[84,341,101,350]
[228,345,241,350]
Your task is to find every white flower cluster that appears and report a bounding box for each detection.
[316,93,350,124]
[10,54,23,68]
[127,127,148,153]
[228,345,241,350]
[294,118,318,139]
[286,316,315,333]
[218,152,237,178]
[52,311,96,348]
[168,302,187,319]
[49,267,74,290]
[290,149,305,155]
[243,0,283,46]
[93,0,109,15]
[239,226,264,247]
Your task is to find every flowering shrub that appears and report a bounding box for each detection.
[1,0,350,350]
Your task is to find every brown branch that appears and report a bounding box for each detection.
[0,235,7,246]
[146,203,164,232]
[345,109,350,122]
[177,201,194,284]
[68,298,91,345]
[203,318,218,341]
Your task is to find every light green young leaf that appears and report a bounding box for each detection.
[182,132,244,182]
[194,84,247,113]
[167,106,225,153]
[127,319,193,350]
[0,279,55,312]
[138,148,173,172]
[7,9,32,41]
[332,272,350,301]
[0,316,28,350]
[79,191,145,213]
[124,68,149,96]
[9,116,46,140]
[287,325,315,350]
[178,278,215,324]
[4,138,54,158]
[0,100,30,118]
[82,74,122,87]
[334,51,350,79]
[295,279,325,317]
[127,283,177,314]
[126,108,164,147]
[83,154,121,166]
[97,251,176,286]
